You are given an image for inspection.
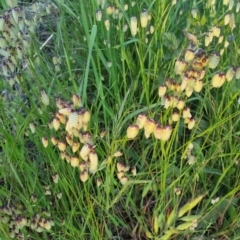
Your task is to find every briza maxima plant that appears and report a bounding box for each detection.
[41,94,100,183]
[126,30,238,140]
[0,0,59,87]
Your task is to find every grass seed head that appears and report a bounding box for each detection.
[80,170,89,182]
[136,113,147,129]
[42,137,48,148]
[40,90,49,106]
[140,11,148,28]
[126,124,139,139]
[96,10,102,21]
[130,16,138,37]
[57,141,66,152]
[52,173,59,184]
[211,72,226,88]
[70,157,80,167]
[144,118,156,138]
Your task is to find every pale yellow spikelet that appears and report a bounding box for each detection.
[79,161,87,172]
[71,157,80,167]
[183,107,191,119]
[55,112,66,124]
[174,59,188,75]
[79,144,92,160]
[126,124,139,139]
[117,171,125,180]
[172,111,180,122]
[40,90,49,106]
[65,135,73,146]
[158,85,167,97]
[187,118,196,130]
[57,141,66,152]
[194,80,203,92]
[136,113,147,129]
[120,176,128,185]
[226,66,236,81]
[53,118,61,131]
[184,49,195,63]
[130,16,138,37]
[176,99,185,110]
[96,10,102,21]
[72,142,80,152]
[89,151,98,173]
[140,11,148,28]
[117,162,126,172]
[42,137,48,148]
[59,107,72,116]
[144,118,156,138]
[211,72,226,88]
[51,137,58,145]
[80,170,89,182]
[72,94,82,107]
[67,112,79,128]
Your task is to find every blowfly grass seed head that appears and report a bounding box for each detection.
[130,16,138,37]
[51,136,58,146]
[55,112,66,124]
[205,34,210,47]
[106,5,114,15]
[194,80,203,92]
[237,1,240,12]
[224,13,230,25]
[40,90,49,106]
[80,143,92,161]
[226,66,236,81]
[72,142,80,152]
[187,118,196,130]
[185,49,195,63]
[175,59,188,75]
[80,170,89,182]
[53,117,61,131]
[70,156,80,167]
[172,111,180,122]
[158,84,167,97]
[57,141,66,152]
[126,124,139,139]
[104,19,110,31]
[89,151,98,173]
[66,111,79,130]
[52,173,59,184]
[96,10,102,21]
[72,94,82,107]
[212,26,221,37]
[120,176,128,185]
[144,118,156,138]
[136,113,147,129]
[208,52,220,69]
[183,107,191,119]
[211,72,226,88]
[59,107,72,116]
[29,123,36,134]
[140,11,148,28]
[235,66,240,79]
[79,161,87,172]
[42,137,48,148]
[113,151,123,158]
[96,178,102,187]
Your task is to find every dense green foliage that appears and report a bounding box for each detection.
[0,0,240,239]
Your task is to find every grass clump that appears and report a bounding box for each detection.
[0,0,240,239]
